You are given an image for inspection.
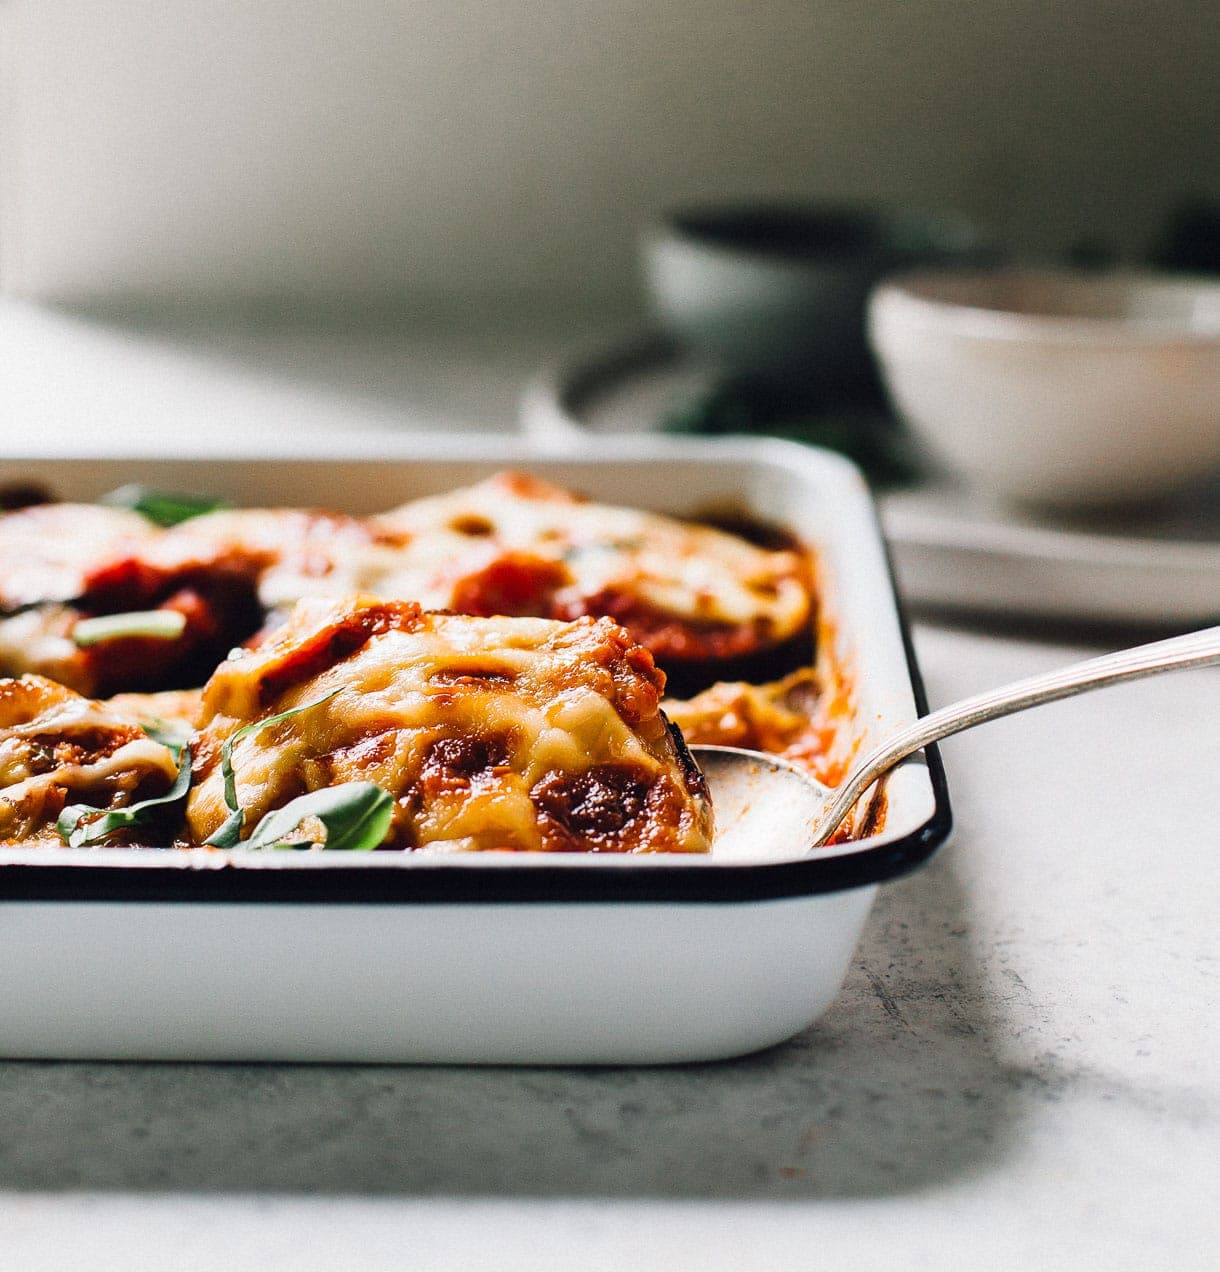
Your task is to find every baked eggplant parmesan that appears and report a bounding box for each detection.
[0,470,850,852]
[0,472,815,697]
[372,472,814,695]
[0,675,182,845]
[0,502,263,697]
[185,596,713,853]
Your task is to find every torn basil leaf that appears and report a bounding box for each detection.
[56,744,193,847]
[140,718,192,764]
[203,806,245,850]
[244,782,393,851]
[100,484,227,528]
[73,610,188,647]
[203,687,342,847]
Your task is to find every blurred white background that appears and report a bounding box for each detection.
[2,0,1217,318]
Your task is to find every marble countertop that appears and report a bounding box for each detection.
[0,300,1216,1271]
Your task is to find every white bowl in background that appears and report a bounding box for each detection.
[868,270,1220,508]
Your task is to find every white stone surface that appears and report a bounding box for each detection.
[0,305,1216,1270]
[0,298,606,450]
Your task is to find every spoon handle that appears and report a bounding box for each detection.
[813,624,1220,847]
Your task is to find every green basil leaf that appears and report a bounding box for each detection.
[56,744,193,847]
[204,687,343,846]
[73,610,188,647]
[140,718,193,764]
[202,806,245,849]
[100,485,227,528]
[244,782,393,851]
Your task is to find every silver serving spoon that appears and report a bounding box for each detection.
[693,624,1220,855]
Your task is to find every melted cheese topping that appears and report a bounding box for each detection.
[0,476,813,706]
[0,606,84,688]
[147,475,811,653]
[153,507,395,608]
[0,505,156,610]
[664,668,824,757]
[0,675,181,844]
[372,472,811,636]
[186,597,713,853]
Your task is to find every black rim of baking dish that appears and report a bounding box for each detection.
[0,442,952,904]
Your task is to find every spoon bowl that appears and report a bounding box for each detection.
[694,623,1220,854]
[686,746,834,861]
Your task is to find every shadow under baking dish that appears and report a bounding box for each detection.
[0,437,950,1062]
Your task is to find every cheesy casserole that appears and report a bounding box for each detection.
[0,471,842,851]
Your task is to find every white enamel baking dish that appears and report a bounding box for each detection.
[0,438,949,1063]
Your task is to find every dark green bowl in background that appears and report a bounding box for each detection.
[642,203,995,399]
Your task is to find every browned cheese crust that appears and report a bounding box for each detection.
[185,596,714,853]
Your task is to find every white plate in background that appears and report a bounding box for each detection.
[522,337,1220,628]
